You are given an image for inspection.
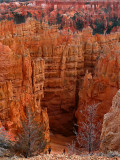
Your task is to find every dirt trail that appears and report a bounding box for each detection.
[49,134,74,154]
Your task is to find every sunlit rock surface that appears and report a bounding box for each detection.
[100,90,120,152]
[76,32,120,142]
[0,21,50,141]
[0,19,119,142]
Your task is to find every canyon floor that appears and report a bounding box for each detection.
[49,134,74,154]
[1,134,120,160]
[11,155,119,160]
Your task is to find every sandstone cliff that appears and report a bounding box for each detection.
[75,32,120,146]
[100,90,120,152]
[0,19,120,142]
[0,22,50,141]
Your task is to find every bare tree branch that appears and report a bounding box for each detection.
[14,107,47,158]
[75,103,101,154]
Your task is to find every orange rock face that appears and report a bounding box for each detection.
[0,21,50,141]
[100,90,120,152]
[0,20,94,136]
[0,18,120,146]
[76,32,120,144]
[0,1,119,34]
[40,27,101,135]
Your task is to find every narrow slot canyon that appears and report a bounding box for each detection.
[0,19,119,155]
[40,28,99,137]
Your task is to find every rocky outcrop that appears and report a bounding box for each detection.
[0,1,119,34]
[40,27,102,135]
[100,90,120,152]
[0,20,92,135]
[0,24,50,141]
[0,18,120,139]
[76,32,120,144]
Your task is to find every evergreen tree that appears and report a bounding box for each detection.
[15,107,47,158]
[74,103,101,154]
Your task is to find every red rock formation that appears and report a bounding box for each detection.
[0,18,119,143]
[0,1,119,34]
[0,20,93,136]
[0,22,50,141]
[100,90,120,152]
[76,32,120,143]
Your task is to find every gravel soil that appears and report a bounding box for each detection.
[6,154,120,160]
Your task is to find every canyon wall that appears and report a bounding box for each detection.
[100,90,120,152]
[0,20,94,135]
[76,32,120,147]
[40,27,101,135]
[0,19,120,144]
[0,20,50,141]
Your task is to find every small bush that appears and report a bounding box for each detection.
[0,127,14,157]
[107,151,120,158]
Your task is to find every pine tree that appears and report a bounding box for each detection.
[74,103,101,154]
[15,107,47,158]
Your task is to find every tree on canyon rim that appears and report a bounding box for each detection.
[14,107,47,158]
[74,103,101,154]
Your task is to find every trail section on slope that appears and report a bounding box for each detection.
[49,133,74,154]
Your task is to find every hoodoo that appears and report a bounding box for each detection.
[0,0,120,157]
[0,19,119,140]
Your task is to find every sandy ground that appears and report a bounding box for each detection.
[1,134,120,160]
[49,133,74,154]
